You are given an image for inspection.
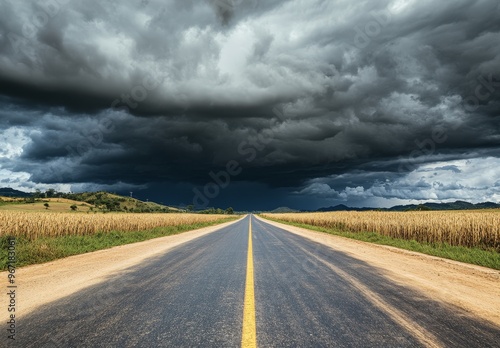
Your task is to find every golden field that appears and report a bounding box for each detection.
[261,211,500,251]
[0,211,231,240]
[0,198,94,212]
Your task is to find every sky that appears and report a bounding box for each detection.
[0,0,499,211]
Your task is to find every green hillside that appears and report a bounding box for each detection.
[0,190,182,213]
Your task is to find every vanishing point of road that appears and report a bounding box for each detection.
[15,215,500,347]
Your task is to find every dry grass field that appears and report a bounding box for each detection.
[0,211,231,240]
[262,211,500,251]
[0,198,94,212]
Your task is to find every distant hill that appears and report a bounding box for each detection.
[387,201,500,211]
[269,207,299,213]
[0,187,31,197]
[474,202,500,209]
[0,188,181,213]
[0,197,94,212]
[63,191,181,213]
[313,201,500,212]
[316,204,353,212]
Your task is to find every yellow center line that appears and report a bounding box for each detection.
[242,216,257,348]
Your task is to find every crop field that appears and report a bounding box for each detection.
[0,198,94,212]
[0,211,231,240]
[262,211,500,252]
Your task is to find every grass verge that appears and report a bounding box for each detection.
[261,216,500,270]
[0,217,238,270]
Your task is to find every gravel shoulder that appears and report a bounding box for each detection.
[1,217,243,318]
[255,215,500,327]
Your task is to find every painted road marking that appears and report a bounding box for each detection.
[242,216,257,348]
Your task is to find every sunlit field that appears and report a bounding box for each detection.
[262,211,500,252]
[0,211,231,240]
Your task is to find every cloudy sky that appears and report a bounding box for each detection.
[0,0,499,210]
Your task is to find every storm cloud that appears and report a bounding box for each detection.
[0,0,499,209]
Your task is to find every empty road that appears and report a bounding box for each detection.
[9,215,500,347]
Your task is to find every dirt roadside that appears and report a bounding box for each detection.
[0,217,243,318]
[255,215,500,326]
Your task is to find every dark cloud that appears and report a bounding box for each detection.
[0,0,499,209]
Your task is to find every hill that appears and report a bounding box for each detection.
[0,187,31,197]
[0,188,181,213]
[316,204,357,212]
[62,192,181,213]
[269,207,299,213]
[388,201,500,211]
[0,197,94,212]
[313,201,500,212]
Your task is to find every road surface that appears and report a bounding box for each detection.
[7,215,500,347]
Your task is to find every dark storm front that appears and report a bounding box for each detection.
[192,112,285,208]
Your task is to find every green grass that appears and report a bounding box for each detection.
[0,217,237,270]
[261,216,500,270]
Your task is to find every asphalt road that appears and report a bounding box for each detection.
[9,215,500,347]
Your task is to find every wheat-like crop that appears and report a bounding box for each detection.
[0,212,231,240]
[262,211,500,251]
